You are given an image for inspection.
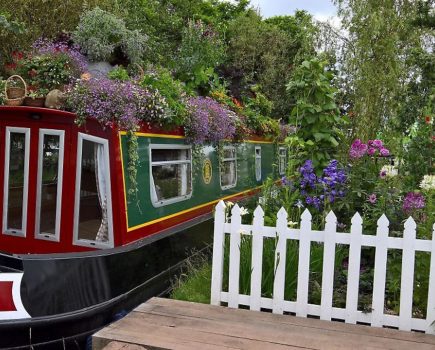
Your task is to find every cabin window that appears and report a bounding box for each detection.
[2,127,30,236]
[255,146,262,181]
[278,147,286,175]
[150,145,192,207]
[35,130,64,241]
[74,133,113,249]
[220,146,237,190]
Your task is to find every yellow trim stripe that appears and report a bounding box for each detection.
[119,130,273,143]
[126,185,263,232]
[119,131,185,139]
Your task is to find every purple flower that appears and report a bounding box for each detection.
[403,192,425,214]
[186,97,236,144]
[379,147,390,157]
[372,139,383,148]
[33,37,88,74]
[349,139,368,159]
[368,193,377,204]
[66,78,168,130]
[380,170,387,179]
[368,147,377,156]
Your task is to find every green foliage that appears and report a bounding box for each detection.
[170,251,212,304]
[176,19,224,92]
[140,66,188,126]
[334,0,425,138]
[286,58,347,170]
[0,13,25,35]
[107,66,130,81]
[0,79,5,105]
[0,0,116,70]
[225,10,317,119]
[73,7,147,63]
[17,54,74,91]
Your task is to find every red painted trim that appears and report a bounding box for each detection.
[0,281,16,311]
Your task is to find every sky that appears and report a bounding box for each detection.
[247,0,338,20]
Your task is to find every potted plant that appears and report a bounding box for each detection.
[72,7,147,74]
[24,86,49,107]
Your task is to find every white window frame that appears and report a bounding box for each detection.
[149,144,193,207]
[73,133,114,249]
[220,146,237,190]
[255,146,262,182]
[2,127,30,237]
[35,129,65,242]
[278,147,287,176]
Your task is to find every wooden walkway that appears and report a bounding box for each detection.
[93,298,435,350]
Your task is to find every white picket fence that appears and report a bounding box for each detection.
[210,201,435,334]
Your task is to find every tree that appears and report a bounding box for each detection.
[334,0,425,138]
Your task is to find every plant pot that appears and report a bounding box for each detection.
[24,96,46,107]
[88,61,113,76]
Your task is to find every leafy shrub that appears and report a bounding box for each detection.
[73,7,147,63]
[107,66,130,81]
[140,66,188,126]
[176,19,224,92]
[0,79,5,105]
[286,58,347,170]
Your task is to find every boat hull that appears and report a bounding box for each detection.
[0,214,213,349]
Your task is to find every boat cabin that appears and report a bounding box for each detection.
[0,106,281,255]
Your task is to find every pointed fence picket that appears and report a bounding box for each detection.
[211,201,435,334]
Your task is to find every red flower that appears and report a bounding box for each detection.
[11,51,24,61]
[4,62,17,71]
[28,69,38,78]
[425,115,431,124]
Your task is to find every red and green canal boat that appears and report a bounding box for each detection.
[0,106,283,348]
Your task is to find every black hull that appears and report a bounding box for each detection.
[0,214,213,349]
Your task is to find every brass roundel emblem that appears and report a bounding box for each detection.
[202,159,213,185]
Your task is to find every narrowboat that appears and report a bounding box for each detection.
[0,106,284,348]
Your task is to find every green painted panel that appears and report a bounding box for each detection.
[121,135,279,229]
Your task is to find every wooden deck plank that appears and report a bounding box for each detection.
[93,298,435,350]
[142,298,435,345]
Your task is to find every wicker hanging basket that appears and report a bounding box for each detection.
[5,75,27,106]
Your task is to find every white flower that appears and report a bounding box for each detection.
[240,207,249,216]
[226,201,234,208]
[420,175,435,191]
[287,221,298,227]
[380,165,398,178]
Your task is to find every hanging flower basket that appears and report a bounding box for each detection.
[5,75,27,106]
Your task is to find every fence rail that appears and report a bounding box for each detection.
[210,201,435,334]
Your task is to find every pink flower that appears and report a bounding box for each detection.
[379,148,390,156]
[368,193,377,204]
[372,139,383,148]
[380,170,387,179]
[367,147,376,156]
[349,139,368,159]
